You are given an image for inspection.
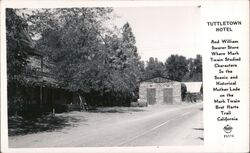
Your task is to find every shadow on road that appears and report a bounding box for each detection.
[8,114,86,136]
[89,107,146,113]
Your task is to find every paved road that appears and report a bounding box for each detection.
[9,103,203,147]
[118,103,203,146]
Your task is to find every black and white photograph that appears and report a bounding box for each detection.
[6,6,204,148]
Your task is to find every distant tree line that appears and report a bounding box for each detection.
[141,54,202,82]
[7,8,202,108]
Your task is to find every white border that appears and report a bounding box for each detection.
[1,0,249,153]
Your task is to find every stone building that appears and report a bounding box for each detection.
[138,77,181,105]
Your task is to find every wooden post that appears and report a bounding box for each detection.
[39,53,44,107]
[41,56,43,73]
[52,108,55,116]
[40,86,43,107]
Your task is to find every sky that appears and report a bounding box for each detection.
[113,7,201,62]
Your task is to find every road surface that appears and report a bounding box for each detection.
[9,102,203,147]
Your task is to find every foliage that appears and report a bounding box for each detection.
[181,83,187,101]
[183,54,202,82]
[143,57,165,80]
[30,8,141,106]
[164,55,188,81]
[6,9,34,84]
[6,9,39,114]
[142,54,202,82]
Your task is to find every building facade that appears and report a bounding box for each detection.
[24,52,82,112]
[138,77,181,105]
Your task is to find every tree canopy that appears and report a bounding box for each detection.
[6,9,35,85]
[143,57,165,80]
[7,8,202,107]
[24,8,142,105]
[142,54,202,82]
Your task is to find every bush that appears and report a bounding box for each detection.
[130,101,148,107]
[130,102,139,107]
[181,83,187,101]
[138,101,148,107]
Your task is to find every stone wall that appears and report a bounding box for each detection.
[139,81,181,105]
[172,82,181,104]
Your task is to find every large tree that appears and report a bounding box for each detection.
[33,8,113,91]
[100,22,142,103]
[6,9,38,114]
[32,8,141,106]
[6,9,35,84]
[192,54,202,81]
[164,55,188,81]
[183,54,202,81]
[119,22,141,92]
[143,57,165,79]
